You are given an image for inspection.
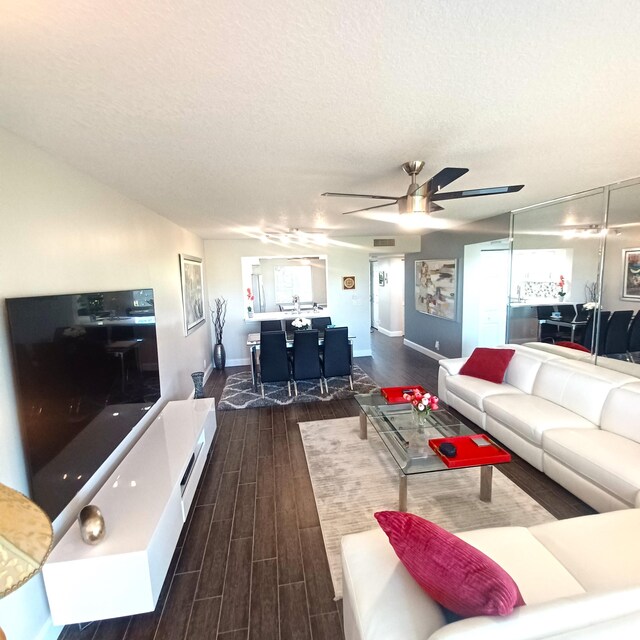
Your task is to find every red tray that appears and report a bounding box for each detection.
[381,385,426,404]
[428,434,511,468]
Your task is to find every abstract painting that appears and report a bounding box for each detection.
[415,259,457,320]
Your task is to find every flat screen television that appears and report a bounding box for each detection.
[6,288,161,521]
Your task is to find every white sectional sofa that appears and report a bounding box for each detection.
[437,343,640,513]
[342,509,640,640]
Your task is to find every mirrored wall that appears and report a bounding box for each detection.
[241,255,328,316]
[508,176,640,376]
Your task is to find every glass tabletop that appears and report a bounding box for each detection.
[355,390,474,475]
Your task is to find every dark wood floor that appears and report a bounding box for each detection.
[60,332,594,640]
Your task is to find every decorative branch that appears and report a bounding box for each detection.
[211,297,227,344]
[584,281,598,303]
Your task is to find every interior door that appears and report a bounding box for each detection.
[462,240,509,355]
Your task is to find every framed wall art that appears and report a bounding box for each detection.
[415,259,457,321]
[179,254,205,335]
[622,248,640,300]
[342,276,356,290]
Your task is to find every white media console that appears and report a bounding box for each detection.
[42,398,217,625]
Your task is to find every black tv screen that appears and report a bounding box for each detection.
[6,289,161,521]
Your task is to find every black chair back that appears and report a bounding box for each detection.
[260,320,282,332]
[284,318,296,335]
[603,310,633,355]
[574,303,590,322]
[259,331,291,384]
[582,311,611,353]
[292,330,322,381]
[322,327,352,379]
[557,304,575,321]
[536,305,555,320]
[311,316,332,331]
[628,313,640,353]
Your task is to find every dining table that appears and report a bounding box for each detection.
[246,331,354,390]
[538,317,588,343]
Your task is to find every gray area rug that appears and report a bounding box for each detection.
[217,365,376,409]
[299,416,556,600]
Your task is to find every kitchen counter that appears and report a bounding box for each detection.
[244,309,331,322]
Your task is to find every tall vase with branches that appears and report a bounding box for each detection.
[211,297,227,369]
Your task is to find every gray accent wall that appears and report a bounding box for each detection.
[405,213,510,358]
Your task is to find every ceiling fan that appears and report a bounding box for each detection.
[322,161,524,215]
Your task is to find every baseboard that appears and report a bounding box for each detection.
[377,327,404,337]
[403,339,445,361]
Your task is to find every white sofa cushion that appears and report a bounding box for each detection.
[445,376,522,411]
[532,360,635,426]
[529,509,640,591]
[600,382,640,443]
[483,394,596,446]
[523,341,591,360]
[428,588,640,640]
[456,527,584,605]
[439,357,468,376]
[502,347,558,394]
[543,428,640,507]
[342,527,446,640]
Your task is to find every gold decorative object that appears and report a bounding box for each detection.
[0,483,53,598]
[78,505,106,545]
[0,482,53,639]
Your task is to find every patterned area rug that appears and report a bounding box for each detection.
[217,365,376,409]
[299,416,556,600]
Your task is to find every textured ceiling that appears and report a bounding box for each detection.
[2,1,640,239]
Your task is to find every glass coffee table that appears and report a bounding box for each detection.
[355,390,510,511]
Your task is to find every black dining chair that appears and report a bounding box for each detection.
[602,310,633,356]
[628,313,640,355]
[291,329,324,395]
[581,311,611,354]
[311,316,332,332]
[536,305,569,343]
[284,318,296,335]
[259,330,292,398]
[574,303,590,322]
[557,304,575,321]
[320,326,353,391]
[260,320,282,332]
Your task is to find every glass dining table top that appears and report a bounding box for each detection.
[355,390,474,474]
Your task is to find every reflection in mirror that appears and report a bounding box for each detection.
[507,177,640,380]
[508,189,605,359]
[596,179,640,376]
[241,255,328,314]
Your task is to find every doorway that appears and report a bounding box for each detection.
[370,256,405,336]
[461,239,510,356]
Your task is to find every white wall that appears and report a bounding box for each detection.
[376,256,405,336]
[204,238,419,363]
[0,128,211,640]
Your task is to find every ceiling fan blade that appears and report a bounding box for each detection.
[428,202,444,212]
[341,200,399,215]
[431,184,524,201]
[321,192,399,200]
[420,167,469,195]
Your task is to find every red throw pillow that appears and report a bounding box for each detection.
[375,511,525,617]
[555,341,590,353]
[458,347,515,384]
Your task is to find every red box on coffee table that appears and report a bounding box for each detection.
[428,434,511,468]
[381,385,426,404]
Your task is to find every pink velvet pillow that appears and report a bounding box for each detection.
[555,341,590,353]
[459,347,515,384]
[375,511,525,617]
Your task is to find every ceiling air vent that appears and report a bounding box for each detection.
[373,239,395,247]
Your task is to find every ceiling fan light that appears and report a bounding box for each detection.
[399,194,427,215]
